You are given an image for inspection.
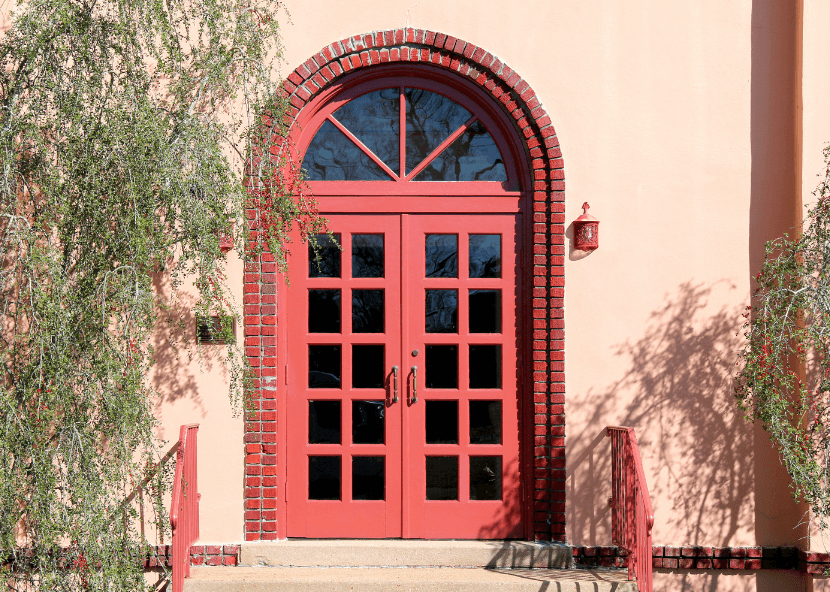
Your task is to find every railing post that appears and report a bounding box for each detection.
[607,426,654,592]
[171,424,200,592]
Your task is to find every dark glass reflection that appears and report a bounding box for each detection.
[353,400,385,444]
[425,345,458,389]
[309,456,341,500]
[352,235,384,278]
[469,235,501,278]
[425,290,458,333]
[469,290,501,333]
[309,290,341,333]
[425,400,458,444]
[309,400,341,444]
[425,235,458,278]
[352,290,384,333]
[414,120,506,181]
[469,401,502,444]
[469,345,501,389]
[309,345,341,388]
[332,89,400,176]
[352,345,385,389]
[405,88,471,175]
[301,120,391,180]
[353,456,385,501]
[309,233,341,278]
[426,456,458,500]
[470,456,502,500]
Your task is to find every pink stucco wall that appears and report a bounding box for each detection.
[147,0,830,589]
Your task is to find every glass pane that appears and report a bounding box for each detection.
[470,401,502,444]
[352,344,385,389]
[332,89,400,176]
[309,345,341,388]
[301,120,391,180]
[309,290,341,333]
[425,345,458,389]
[425,290,458,333]
[469,290,501,333]
[309,456,341,500]
[426,456,458,500]
[425,234,458,278]
[352,290,385,333]
[352,235,384,278]
[469,345,501,389]
[405,88,471,175]
[425,400,458,444]
[309,400,341,444]
[309,234,341,278]
[353,400,385,444]
[353,456,385,501]
[469,235,501,278]
[414,120,506,181]
[470,456,502,500]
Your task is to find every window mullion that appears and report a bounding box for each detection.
[399,86,406,182]
[405,115,478,182]
[326,115,399,181]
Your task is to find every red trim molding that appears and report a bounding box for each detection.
[243,28,566,541]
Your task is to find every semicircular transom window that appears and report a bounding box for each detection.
[302,87,508,182]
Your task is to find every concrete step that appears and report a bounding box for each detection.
[240,539,574,569]
[184,566,638,592]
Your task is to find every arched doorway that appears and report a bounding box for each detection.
[244,34,566,543]
[284,70,525,539]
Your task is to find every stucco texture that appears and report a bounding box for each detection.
[148,0,830,590]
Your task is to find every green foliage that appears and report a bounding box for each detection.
[0,0,320,588]
[736,145,830,527]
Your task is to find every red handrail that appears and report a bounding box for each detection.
[170,424,200,592]
[607,426,654,592]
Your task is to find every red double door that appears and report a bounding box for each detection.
[286,213,522,538]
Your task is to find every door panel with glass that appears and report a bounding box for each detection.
[286,213,521,539]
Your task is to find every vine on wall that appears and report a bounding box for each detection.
[736,146,830,526]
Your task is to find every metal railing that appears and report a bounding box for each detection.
[607,426,654,592]
[170,424,200,592]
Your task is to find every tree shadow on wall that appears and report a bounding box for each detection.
[567,281,754,549]
[149,272,213,440]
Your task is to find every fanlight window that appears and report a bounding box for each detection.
[302,87,507,182]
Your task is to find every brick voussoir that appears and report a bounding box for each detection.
[251,28,563,542]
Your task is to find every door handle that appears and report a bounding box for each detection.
[391,366,399,403]
[411,365,418,404]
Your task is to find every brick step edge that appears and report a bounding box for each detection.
[143,544,830,575]
[574,545,830,574]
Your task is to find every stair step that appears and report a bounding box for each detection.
[240,540,573,568]
[184,566,638,592]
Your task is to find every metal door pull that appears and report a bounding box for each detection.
[411,365,418,403]
[392,366,399,403]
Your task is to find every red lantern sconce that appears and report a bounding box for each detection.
[573,202,599,251]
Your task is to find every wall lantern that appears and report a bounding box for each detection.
[573,202,599,251]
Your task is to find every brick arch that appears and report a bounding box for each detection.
[243,29,566,542]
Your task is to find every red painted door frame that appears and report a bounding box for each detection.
[273,66,536,540]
